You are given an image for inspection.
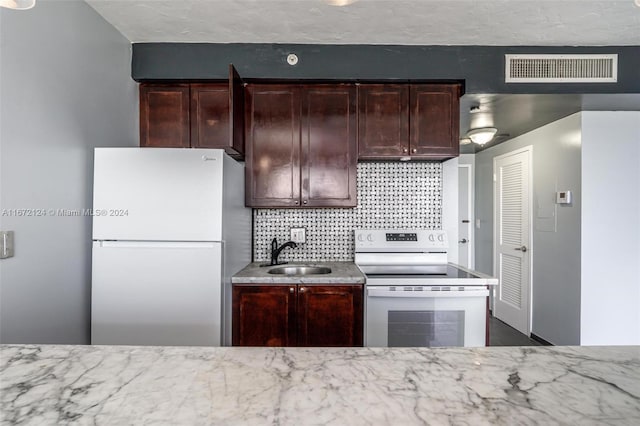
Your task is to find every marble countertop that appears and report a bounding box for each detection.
[451,262,494,278]
[232,261,366,284]
[1,344,638,425]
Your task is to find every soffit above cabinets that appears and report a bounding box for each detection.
[86,0,640,45]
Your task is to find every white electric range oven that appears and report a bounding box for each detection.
[355,229,496,348]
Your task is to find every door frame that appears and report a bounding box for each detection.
[492,145,533,334]
[458,163,474,269]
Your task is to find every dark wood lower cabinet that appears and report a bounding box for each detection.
[232,285,296,346]
[232,284,363,347]
[298,285,363,347]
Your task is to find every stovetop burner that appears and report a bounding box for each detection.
[365,265,483,280]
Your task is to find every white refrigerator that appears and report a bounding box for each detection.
[91,148,250,346]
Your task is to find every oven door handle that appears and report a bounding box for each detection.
[367,288,489,298]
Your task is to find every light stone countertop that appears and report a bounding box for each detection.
[232,261,366,284]
[1,344,638,425]
[451,262,495,278]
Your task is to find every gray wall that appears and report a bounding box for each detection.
[475,114,582,345]
[0,1,137,344]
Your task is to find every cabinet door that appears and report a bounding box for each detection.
[297,285,363,347]
[409,84,461,159]
[232,285,297,346]
[358,84,409,159]
[228,64,245,157]
[190,83,231,151]
[301,85,357,207]
[140,84,190,148]
[245,85,301,207]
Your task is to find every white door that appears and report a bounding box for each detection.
[458,164,473,268]
[493,147,532,335]
[91,241,223,346]
[93,148,224,241]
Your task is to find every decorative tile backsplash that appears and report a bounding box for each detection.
[253,162,442,262]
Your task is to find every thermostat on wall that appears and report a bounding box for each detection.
[556,190,572,204]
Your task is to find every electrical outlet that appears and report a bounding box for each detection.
[290,227,306,244]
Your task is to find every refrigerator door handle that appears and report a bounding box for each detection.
[94,241,220,249]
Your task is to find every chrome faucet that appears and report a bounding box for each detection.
[270,238,297,266]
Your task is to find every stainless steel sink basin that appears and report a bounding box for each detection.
[267,266,332,275]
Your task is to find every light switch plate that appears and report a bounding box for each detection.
[0,231,14,259]
[556,190,572,204]
[290,227,306,244]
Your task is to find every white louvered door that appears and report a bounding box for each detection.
[494,148,531,335]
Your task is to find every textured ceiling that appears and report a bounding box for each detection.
[86,0,640,45]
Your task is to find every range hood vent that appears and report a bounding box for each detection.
[505,54,617,83]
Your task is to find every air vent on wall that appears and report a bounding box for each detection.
[505,54,618,83]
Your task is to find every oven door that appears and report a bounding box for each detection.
[365,286,489,347]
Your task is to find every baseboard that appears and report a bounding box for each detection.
[530,333,553,346]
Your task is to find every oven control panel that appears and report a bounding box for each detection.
[355,229,448,252]
[386,233,417,242]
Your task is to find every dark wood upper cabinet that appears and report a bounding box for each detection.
[245,84,357,208]
[297,285,363,347]
[140,69,244,158]
[358,84,409,158]
[232,285,296,347]
[245,85,301,207]
[301,85,357,207]
[233,284,363,347]
[410,84,460,159]
[141,79,457,168]
[190,83,229,149]
[357,83,461,161]
[140,84,190,148]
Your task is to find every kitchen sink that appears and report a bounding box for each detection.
[268,266,332,275]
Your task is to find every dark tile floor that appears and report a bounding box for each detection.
[489,315,542,346]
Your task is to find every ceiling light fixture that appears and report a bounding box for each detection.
[326,0,358,6]
[0,0,35,10]
[467,127,498,145]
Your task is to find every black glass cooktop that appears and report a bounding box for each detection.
[366,265,483,280]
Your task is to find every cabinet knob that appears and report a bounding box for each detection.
[403,148,408,153]
[303,200,308,205]
[299,287,305,292]
[290,287,295,293]
[294,200,299,205]
[412,148,417,153]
